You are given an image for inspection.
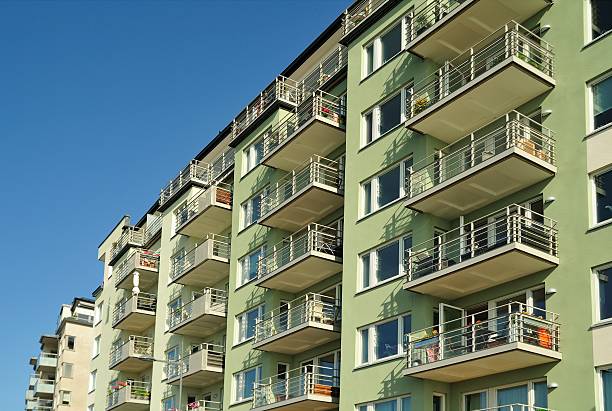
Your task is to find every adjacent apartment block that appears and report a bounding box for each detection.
[89,1,612,411]
[25,298,95,411]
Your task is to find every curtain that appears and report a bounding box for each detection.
[497,384,528,409]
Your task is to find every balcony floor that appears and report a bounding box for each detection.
[252,395,339,411]
[167,369,224,388]
[254,322,341,355]
[107,400,149,411]
[405,243,558,299]
[116,268,158,291]
[404,342,561,382]
[177,204,232,237]
[172,258,230,288]
[113,311,156,332]
[406,149,556,219]
[168,312,226,338]
[110,357,152,373]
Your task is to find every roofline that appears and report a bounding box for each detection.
[98,215,130,248]
[135,199,160,228]
[92,284,104,298]
[70,297,95,312]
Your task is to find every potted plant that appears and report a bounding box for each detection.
[413,96,430,114]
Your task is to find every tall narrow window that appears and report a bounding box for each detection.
[596,266,612,321]
[590,0,612,41]
[592,167,612,224]
[361,235,411,290]
[592,74,612,130]
[602,368,612,411]
[361,157,412,216]
[238,246,266,287]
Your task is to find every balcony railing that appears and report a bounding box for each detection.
[186,400,222,411]
[107,380,150,409]
[32,399,54,411]
[255,293,339,343]
[143,215,162,244]
[166,343,225,381]
[253,365,339,409]
[231,76,300,140]
[258,224,342,280]
[169,235,231,281]
[261,156,343,217]
[342,0,389,36]
[406,204,558,282]
[175,183,232,232]
[160,160,210,206]
[167,288,228,330]
[406,0,464,43]
[261,92,346,160]
[406,302,560,368]
[406,22,554,119]
[110,226,144,264]
[407,111,556,198]
[109,336,154,367]
[299,46,348,93]
[112,293,157,325]
[114,250,159,287]
[469,406,554,411]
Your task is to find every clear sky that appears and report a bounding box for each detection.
[0,0,348,406]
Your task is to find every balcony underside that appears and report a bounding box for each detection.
[254,322,341,355]
[116,267,158,290]
[405,243,558,299]
[113,311,156,332]
[107,400,150,411]
[253,395,339,411]
[168,312,226,338]
[168,369,224,388]
[34,389,54,399]
[407,59,554,143]
[260,185,344,232]
[408,0,551,62]
[178,204,232,237]
[172,258,230,288]
[407,150,556,219]
[404,342,561,383]
[109,243,139,266]
[110,357,152,373]
[254,252,343,293]
[36,364,57,374]
[263,118,346,171]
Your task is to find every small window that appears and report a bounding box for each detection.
[464,391,487,411]
[162,396,177,411]
[94,301,103,324]
[591,74,612,130]
[241,190,266,229]
[362,17,407,77]
[60,391,71,405]
[62,363,73,379]
[358,396,411,411]
[600,367,612,411]
[236,305,265,344]
[66,336,75,350]
[360,235,412,290]
[590,0,612,41]
[361,86,412,146]
[365,44,375,76]
[596,265,612,321]
[361,157,412,216]
[358,314,411,365]
[244,136,265,174]
[233,366,262,402]
[238,246,267,287]
[591,167,612,225]
[92,335,101,358]
[88,370,97,392]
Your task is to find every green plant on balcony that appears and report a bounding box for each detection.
[130,386,150,399]
[413,96,430,114]
[517,51,546,73]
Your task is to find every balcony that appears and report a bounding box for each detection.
[169,235,230,287]
[231,76,300,142]
[187,401,222,411]
[405,205,558,299]
[299,46,348,93]
[109,226,144,266]
[112,293,157,332]
[106,381,150,411]
[114,250,159,290]
[33,379,54,398]
[406,22,554,143]
[32,399,53,411]
[252,365,339,411]
[254,293,340,354]
[175,184,232,236]
[109,336,154,373]
[406,111,556,219]
[254,224,342,293]
[405,302,561,382]
[260,157,344,232]
[35,353,57,372]
[261,92,346,171]
[166,344,224,388]
[168,288,227,337]
[407,0,552,62]
[342,0,390,39]
[142,215,162,246]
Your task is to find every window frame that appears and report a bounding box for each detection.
[60,390,71,406]
[88,370,97,393]
[589,72,612,132]
[359,234,412,291]
[362,15,409,78]
[233,365,262,403]
[65,335,76,351]
[240,189,267,229]
[94,301,103,324]
[461,378,548,410]
[237,245,267,288]
[357,313,412,366]
[598,365,612,411]
[361,87,412,147]
[235,304,265,345]
[357,395,412,411]
[593,263,612,323]
[92,335,101,358]
[590,165,612,227]
[360,157,413,217]
[243,134,266,175]
[587,0,612,43]
[62,362,73,379]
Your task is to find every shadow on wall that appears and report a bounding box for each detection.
[381,203,416,242]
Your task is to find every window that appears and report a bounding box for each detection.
[591,74,612,130]
[233,366,262,403]
[463,380,547,410]
[358,396,411,411]
[361,235,412,290]
[92,335,101,358]
[162,396,176,411]
[241,190,266,229]
[238,246,267,287]
[94,301,103,324]
[165,346,180,378]
[60,391,71,405]
[88,370,97,393]
[66,336,75,350]
[361,158,412,215]
[358,314,411,365]
[464,391,487,411]
[244,136,265,174]
[362,87,412,145]
[363,18,406,77]
[595,265,612,321]
[590,0,612,41]
[62,363,73,379]
[600,367,612,411]
[236,305,265,344]
[592,167,612,225]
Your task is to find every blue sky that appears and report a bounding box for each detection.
[0,0,348,405]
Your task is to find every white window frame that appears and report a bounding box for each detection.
[65,335,76,351]
[243,135,266,175]
[94,301,103,324]
[361,87,412,146]
[92,335,101,358]
[462,379,547,410]
[362,15,409,78]
[357,313,412,366]
[588,72,612,132]
[233,365,262,403]
[587,0,612,43]
[235,304,265,344]
[593,263,612,323]
[88,370,97,393]
[162,395,177,411]
[60,390,71,405]
[359,234,412,291]
[237,245,267,288]
[62,362,73,379]
[357,395,412,411]
[240,189,267,229]
[598,365,612,411]
[590,165,612,227]
[360,157,413,217]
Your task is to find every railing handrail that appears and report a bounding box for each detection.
[113,293,157,321]
[110,226,144,260]
[38,352,58,359]
[257,293,338,324]
[143,215,162,242]
[174,182,233,232]
[187,400,223,411]
[470,405,555,411]
[254,364,339,390]
[167,287,228,328]
[35,378,55,385]
[298,46,348,93]
[342,0,389,35]
[169,235,231,280]
[170,234,230,260]
[114,249,160,285]
[183,342,225,358]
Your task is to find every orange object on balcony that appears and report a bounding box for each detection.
[537,327,552,349]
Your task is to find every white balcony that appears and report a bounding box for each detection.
[114,250,159,290]
[175,184,232,236]
[112,293,157,332]
[167,288,227,337]
[169,235,230,287]
[33,378,54,398]
[106,381,150,411]
[35,353,57,372]
[166,344,224,388]
[109,336,154,373]
[109,226,144,266]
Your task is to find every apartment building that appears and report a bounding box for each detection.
[90,1,612,411]
[25,298,95,411]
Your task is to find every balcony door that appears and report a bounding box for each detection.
[438,304,465,360]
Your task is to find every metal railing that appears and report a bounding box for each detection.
[406,302,560,369]
[260,156,343,217]
[32,399,54,411]
[407,111,556,197]
[143,215,162,244]
[257,223,342,280]
[261,91,345,159]
[114,250,160,287]
[109,336,153,367]
[112,293,157,325]
[38,352,58,360]
[110,226,144,263]
[255,293,339,343]
[187,400,222,411]
[232,76,300,140]
[343,0,389,35]
[299,46,348,93]
[166,343,225,380]
[107,380,150,408]
[406,204,558,282]
[167,288,228,329]
[253,365,339,408]
[467,405,555,411]
[407,22,554,119]
[406,0,465,42]
[174,183,233,231]
[169,235,231,281]
[209,147,235,181]
[160,160,210,206]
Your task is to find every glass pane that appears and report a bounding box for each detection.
[378,166,401,207]
[363,181,372,214]
[376,240,399,282]
[375,400,398,411]
[365,44,374,75]
[592,0,612,39]
[252,195,262,222]
[532,288,546,318]
[375,319,399,359]
[246,309,259,339]
[599,267,612,320]
[243,369,257,399]
[362,254,371,288]
[359,406,369,411]
[381,23,402,64]
[465,392,487,411]
[380,94,402,135]
[497,384,528,407]
[595,169,612,223]
[401,397,411,411]
[364,112,374,144]
[361,329,369,364]
[603,369,612,411]
[433,395,443,411]
[534,381,548,408]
